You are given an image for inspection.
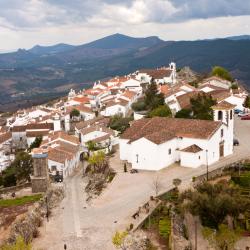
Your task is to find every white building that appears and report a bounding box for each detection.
[136,62,177,85]
[201,76,232,89]
[119,101,235,170]
[12,123,54,149]
[101,99,129,117]
[40,131,80,178]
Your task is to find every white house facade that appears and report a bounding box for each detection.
[119,101,235,170]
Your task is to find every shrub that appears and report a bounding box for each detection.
[0,236,32,250]
[175,109,192,118]
[148,105,172,118]
[212,66,233,82]
[132,100,146,111]
[158,218,171,238]
[231,172,250,187]
[109,114,133,133]
[112,231,128,248]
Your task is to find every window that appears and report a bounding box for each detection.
[51,165,57,171]
[218,111,223,120]
[230,110,233,120]
[168,149,171,155]
[221,129,224,138]
[136,154,139,163]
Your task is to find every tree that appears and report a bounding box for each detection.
[70,108,80,118]
[87,151,107,173]
[86,141,97,152]
[243,95,250,108]
[112,231,128,249]
[181,182,250,229]
[108,114,133,133]
[212,66,233,82]
[1,166,17,187]
[173,178,182,190]
[190,93,216,120]
[152,175,163,196]
[148,105,172,118]
[131,100,147,111]
[203,224,240,250]
[12,151,33,183]
[144,82,165,110]
[175,109,192,119]
[231,83,238,90]
[29,136,42,152]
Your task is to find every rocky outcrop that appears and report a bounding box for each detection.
[7,186,64,245]
[123,231,150,250]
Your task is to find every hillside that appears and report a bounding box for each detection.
[0,34,250,111]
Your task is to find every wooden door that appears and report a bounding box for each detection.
[219,143,224,157]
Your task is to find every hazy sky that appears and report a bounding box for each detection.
[1,0,250,51]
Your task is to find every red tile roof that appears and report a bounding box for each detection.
[212,101,236,110]
[121,117,222,144]
[180,144,203,153]
[73,96,90,104]
[0,132,11,144]
[138,68,172,79]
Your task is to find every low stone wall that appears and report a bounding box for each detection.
[4,186,64,245]
[194,158,248,186]
[0,183,31,195]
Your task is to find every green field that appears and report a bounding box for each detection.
[0,194,42,207]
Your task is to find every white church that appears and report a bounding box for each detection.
[119,101,235,170]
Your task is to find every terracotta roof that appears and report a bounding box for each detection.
[91,134,112,143]
[121,90,137,100]
[138,68,172,79]
[105,99,129,108]
[72,96,90,104]
[212,101,236,110]
[199,84,225,91]
[48,131,79,145]
[75,116,110,130]
[26,130,49,138]
[202,76,231,84]
[80,125,115,136]
[121,117,222,144]
[56,141,79,154]
[159,85,170,96]
[12,123,54,132]
[180,144,203,153]
[12,125,27,132]
[0,132,11,144]
[164,83,191,98]
[176,91,200,109]
[48,148,73,164]
[209,90,231,102]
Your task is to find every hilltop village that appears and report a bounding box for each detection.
[1,63,250,249]
[0,63,247,175]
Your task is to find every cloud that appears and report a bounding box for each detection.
[1,0,250,30]
[0,0,250,50]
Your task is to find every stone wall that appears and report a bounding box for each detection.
[5,186,64,245]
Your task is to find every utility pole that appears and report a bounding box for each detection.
[195,220,198,250]
[206,149,209,181]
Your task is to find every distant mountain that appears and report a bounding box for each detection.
[81,33,163,49]
[29,43,75,55]
[226,35,250,41]
[0,34,250,111]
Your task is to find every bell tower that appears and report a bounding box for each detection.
[212,101,236,157]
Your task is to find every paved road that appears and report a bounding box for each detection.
[33,116,250,250]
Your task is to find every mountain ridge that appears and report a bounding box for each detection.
[0,33,250,111]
